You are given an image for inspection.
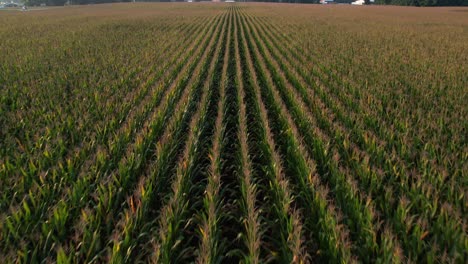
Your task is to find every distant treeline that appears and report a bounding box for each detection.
[375,0,467,5]
[25,0,132,6]
[24,0,468,7]
[256,0,468,5]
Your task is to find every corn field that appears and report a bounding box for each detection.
[0,3,467,263]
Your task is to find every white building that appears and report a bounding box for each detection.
[351,0,365,4]
[351,0,374,4]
